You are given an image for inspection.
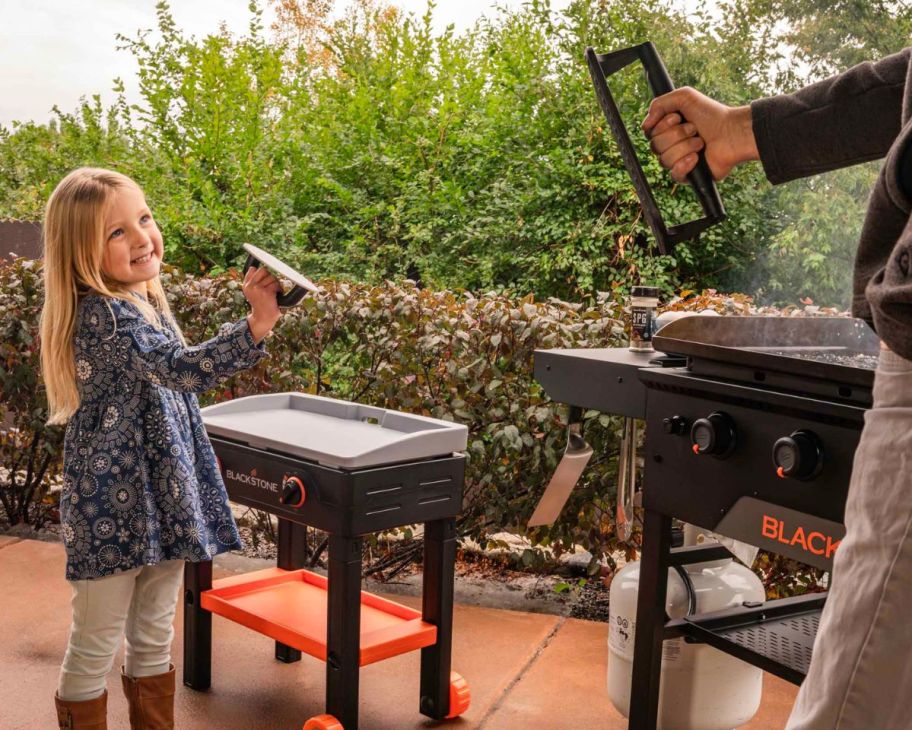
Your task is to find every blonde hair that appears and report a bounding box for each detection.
[40,167,183,425]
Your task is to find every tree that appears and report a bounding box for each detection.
[715,0,912,307]
[1,0,899,306]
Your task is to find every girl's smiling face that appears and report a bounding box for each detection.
[101,183,164,296]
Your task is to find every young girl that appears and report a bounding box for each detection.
[41,167,282,729]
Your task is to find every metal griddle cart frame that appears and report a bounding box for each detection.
[182,393,471,730]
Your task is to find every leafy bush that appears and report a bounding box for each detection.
[0,257,840,591]
[0,258,64,527]
[1,257,636,566]
[6,1,908,308]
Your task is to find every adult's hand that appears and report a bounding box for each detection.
[641,87,759,182]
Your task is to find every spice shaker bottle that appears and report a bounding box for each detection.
[628,285,660,352]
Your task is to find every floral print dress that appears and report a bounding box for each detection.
[60,293,267,580]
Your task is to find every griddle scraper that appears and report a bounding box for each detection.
[528,408,593,526]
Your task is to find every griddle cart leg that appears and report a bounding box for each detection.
[326,534,363,730]
[628,509,672,730]
[275,519,307,664]
[183,559,213,690]
[419,518,457,720]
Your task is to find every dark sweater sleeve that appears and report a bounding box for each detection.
[751,49,911,184]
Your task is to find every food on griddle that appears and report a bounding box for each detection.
[765,350,879,370]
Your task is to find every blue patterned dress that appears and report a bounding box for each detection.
[60,293,267,580]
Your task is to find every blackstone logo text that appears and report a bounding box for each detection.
[226,468,279,493]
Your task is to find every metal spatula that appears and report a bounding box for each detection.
[529,409,593,527]
[242,243,321,307]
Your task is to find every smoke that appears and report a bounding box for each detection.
[735,162,880,311]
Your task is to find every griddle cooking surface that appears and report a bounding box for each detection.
[752,348,880,370]
[653,316,881,390]
[202,393,468,469]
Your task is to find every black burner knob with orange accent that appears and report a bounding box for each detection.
[773,430,823,480]
[690,412,736,458]
[281,475,307,508]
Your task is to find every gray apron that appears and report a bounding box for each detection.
[788,349,912,729]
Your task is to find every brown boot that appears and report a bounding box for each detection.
[55,690,107,729]
[120,665,175,729]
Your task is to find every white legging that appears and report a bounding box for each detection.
[57,560,185,701]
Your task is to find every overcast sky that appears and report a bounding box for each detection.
[1,0,588,128]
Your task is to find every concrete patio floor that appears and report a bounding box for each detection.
[0,535,797,729]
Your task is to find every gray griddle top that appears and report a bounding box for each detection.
[201,393,468,469]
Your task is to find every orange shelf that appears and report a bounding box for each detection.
[201,567,438,666]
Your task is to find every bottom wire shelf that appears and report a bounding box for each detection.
[668,593,826,685]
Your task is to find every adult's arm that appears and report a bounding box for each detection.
[752,48,911,184]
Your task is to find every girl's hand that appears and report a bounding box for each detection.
[641,87,759,182]
[243,265,282,343]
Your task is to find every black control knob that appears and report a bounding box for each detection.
[690,412,736,458]
[281,475,306,508]
[773,431,823,480]
[663,415,688,435]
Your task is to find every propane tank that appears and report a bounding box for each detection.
[607,540,765,730]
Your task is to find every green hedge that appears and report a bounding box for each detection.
[0,0,781,303]
[0,257,830,591]
[0,257,63,526]
[1,257,632,568]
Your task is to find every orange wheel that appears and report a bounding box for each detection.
[303,714,343,730]
[445,671,471,719]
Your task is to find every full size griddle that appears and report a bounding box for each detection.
[533,313,883,717]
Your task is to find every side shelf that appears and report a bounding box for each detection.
[201,567,438,666]
[534,348,662,419]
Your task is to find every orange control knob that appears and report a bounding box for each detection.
[281,475,306,508]
[772,430,823,480]
[690,412,736,458]
[303,715,343,730]
[445,672,471,719]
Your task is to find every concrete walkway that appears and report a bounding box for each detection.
[0,535,797,729]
